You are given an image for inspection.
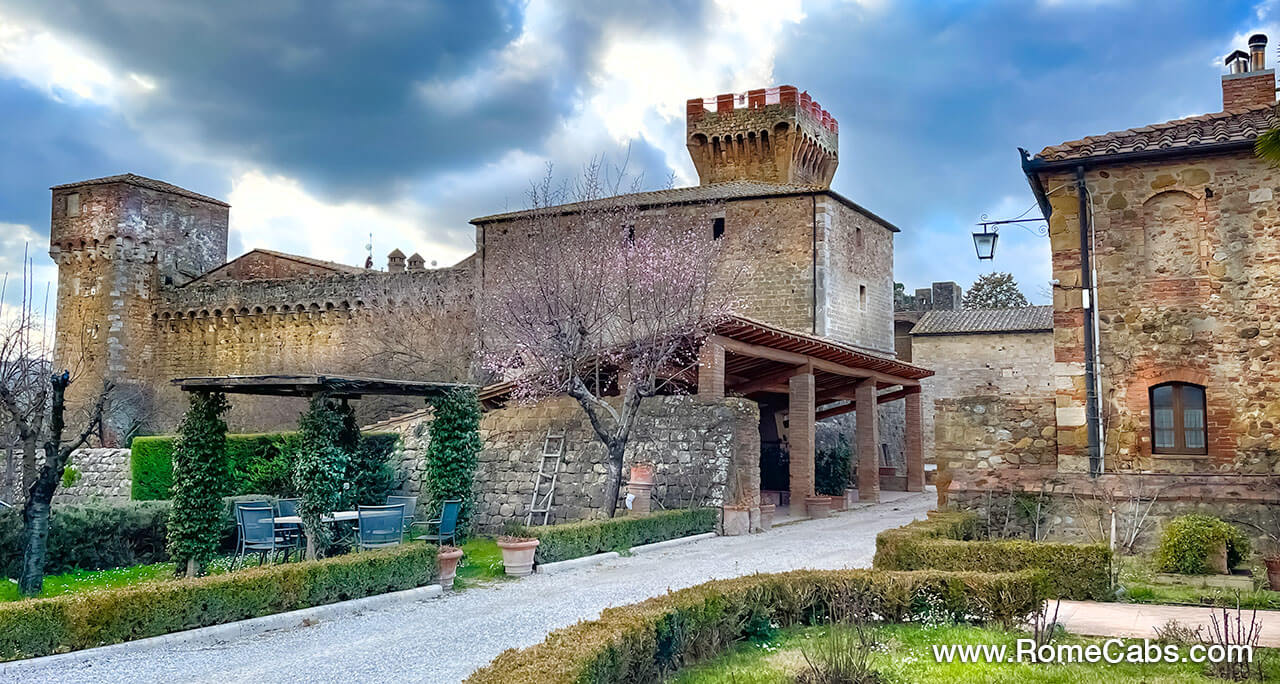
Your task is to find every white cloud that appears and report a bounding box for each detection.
[0,12,155,106]
[225,171,474,269]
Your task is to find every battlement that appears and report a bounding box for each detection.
[685,85,839,188]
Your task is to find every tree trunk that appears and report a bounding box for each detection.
[21,437,36,497]
[603,440,626,518]
[18,497,50,595]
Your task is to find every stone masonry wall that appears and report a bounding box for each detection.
[912,331,1055,470]
[1045,151,1280,474]
[52,448,132,504]
[822,197,895,353]
[378,395,760,530]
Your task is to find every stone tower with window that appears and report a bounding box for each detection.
[48,174,229,443]
[685,85,839,187]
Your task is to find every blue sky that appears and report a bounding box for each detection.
[0,0,1274,316]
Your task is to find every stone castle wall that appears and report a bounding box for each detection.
[51,448,132,504]
[1045,152,1280,474]
[379,395,761,530]
[821,198,895,353]
[912,331,1055,470]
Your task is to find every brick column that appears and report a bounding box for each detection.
[855,378,880,503]
[904,387,923,492]
[697,341,725,399]
[788,372,816,508]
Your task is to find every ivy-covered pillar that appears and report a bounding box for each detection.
[422,389,481,535]
[166,391,231,577]
[294,393,351,560]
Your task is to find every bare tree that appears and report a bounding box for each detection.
[0,248,52,500]
[481,161,743,517]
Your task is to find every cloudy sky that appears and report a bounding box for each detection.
[0,0,1274,315]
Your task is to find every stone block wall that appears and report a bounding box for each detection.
[51,448,132,504]
[377,395,760,530]
[933,396,1057,471]
[1046,151,1280,474]
[821,198,895,354]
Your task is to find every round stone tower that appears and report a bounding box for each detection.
[48,174,229,444]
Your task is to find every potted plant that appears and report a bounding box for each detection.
[437,545,464,589]
[496,536,540,577]
[804,495,832,519]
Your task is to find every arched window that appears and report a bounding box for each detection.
[1149,382,1207,454]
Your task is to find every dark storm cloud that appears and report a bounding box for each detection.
[0,0,709,203]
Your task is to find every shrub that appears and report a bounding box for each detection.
[0,542,439,661]
[507,508,717,564]
[815,435,852,496]
[1154,514,1251,575]
[0,502,171,578]
[465,568,1047,683]
[423,389,482,531]
[873,511,1112,601]
[167,391,232,574]
[342,433,398,508]
[131,437,175,501]
[294,394,351,556]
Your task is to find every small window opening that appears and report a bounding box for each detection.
[859,285,867,311]
[66,193,81,218]
[712,217,725,239]
[855,225,863,248]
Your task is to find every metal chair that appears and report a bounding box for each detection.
[356,504,405,551]
[386,495,417,530]
[412,499,461,546]
[274,498,303,556]
[234,504,287,567]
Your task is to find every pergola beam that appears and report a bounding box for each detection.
[708,335,919,387]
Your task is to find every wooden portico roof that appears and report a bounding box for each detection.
[476,315,932,408]
[173,374,475,399]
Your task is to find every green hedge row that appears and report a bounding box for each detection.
[131,432,399,501]
[0,542,439,661]
[0,502,171,578]
[872,511,1112,601]
[1,498,302,578]
[466,567,1048,683]
[507,508,717,564]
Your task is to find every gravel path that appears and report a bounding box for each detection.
[16,492,932,684]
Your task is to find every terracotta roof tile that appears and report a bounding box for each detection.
[910,306,1053,335]
[50,173,229,207]
[1034,103,1280,162]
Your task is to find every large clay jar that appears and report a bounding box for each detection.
[1265,556,1280,591]
[437,546,464,589]
[1206,540,1229,575]
[805,496,832,519]
[496,537,541,577]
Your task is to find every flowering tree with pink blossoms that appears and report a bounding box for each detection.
[481,164,744,517]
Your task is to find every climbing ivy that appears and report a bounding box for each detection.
[422,389,481,533]
[293,394,351,558]
[166,391,231,575]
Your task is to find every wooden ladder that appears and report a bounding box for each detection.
[526,428,566,526]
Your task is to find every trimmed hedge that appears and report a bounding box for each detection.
[0,501,171,578]
[466,568,1048,683]
[507,508,717,564]
[131,432,399,501]
[0,542,439,661]
[1155,514,1251,575]
[873,511,1112,601]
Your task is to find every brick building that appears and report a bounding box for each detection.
[947,35,1280,543]
[47,85,930,523]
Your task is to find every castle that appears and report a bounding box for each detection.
[49,85,906,458]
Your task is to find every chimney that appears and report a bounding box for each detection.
[387,248,405,273]
[1222,35,1276,110]
[407,252,425,271]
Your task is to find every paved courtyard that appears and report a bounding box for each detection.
[14,491,932,684]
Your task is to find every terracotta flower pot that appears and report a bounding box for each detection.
[496,537,540,577]
[722,505,750,536]
[805,496,832,519]
[1206,540,1229,575]
[758,503,776,531]
[629,462,656,487]
[1264,556,1280,591]
[437,546,464,589]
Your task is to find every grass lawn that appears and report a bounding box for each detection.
[454,536,510,588]
[0,562,176,602]
[1118,554,1280,610]
[671,624,1279,683]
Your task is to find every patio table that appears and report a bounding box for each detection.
[274,510,359,525]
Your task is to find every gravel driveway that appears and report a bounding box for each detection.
[15,491,932,684]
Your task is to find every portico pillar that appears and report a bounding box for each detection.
[788,372,816,509]
[697,341,725,399]
[855,378,880,503]
[905,387,923,492]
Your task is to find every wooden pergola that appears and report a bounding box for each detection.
[173,374,475,399]
[695,316,933,509]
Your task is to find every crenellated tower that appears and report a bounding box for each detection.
[686,85,839,188]
[48,174,228,444]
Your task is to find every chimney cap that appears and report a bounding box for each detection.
[387,248,405,258]
[1250,33,1268,48]
[1226,49,1250,67]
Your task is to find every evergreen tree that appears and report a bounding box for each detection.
[963,272,1030,309]
[166,391,230,576]
[294,393,350,558]
[423,389,481,533]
